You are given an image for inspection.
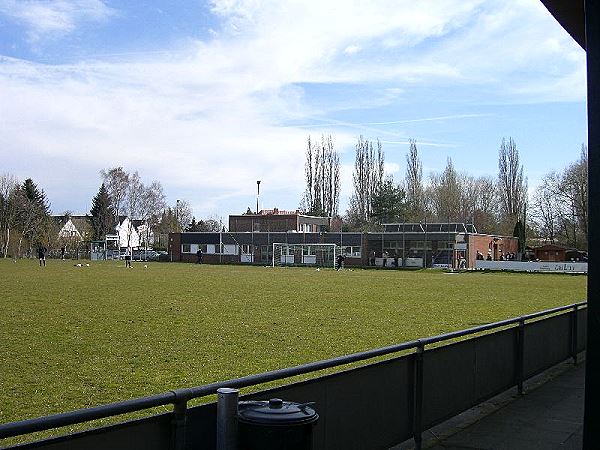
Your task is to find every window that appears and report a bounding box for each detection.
[222,244,238,255]
[409,241,432,250]
[182,244,191,253]
[241,244,253,254]
[343,246,362,258]
[383,241,402,255]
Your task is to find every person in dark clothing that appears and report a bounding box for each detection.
[336,254,345,271]
[124,247,132,268]
[61,246,66,260]
[196,248,203,264]
[38,245,47,267]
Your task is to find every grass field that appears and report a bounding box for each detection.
[0,259,587,427]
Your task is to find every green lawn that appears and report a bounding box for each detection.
[0,259,586,426]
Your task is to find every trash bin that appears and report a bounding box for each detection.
[238,398,318,450]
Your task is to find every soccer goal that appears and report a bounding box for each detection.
[272,243,337,268]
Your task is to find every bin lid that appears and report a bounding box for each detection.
[238,398,318,426]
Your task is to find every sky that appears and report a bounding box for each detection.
[0,0,587,222]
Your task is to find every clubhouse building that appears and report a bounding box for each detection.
[169,210,518,268]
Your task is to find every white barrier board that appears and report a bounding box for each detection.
[475,260,587,273]
[405,257,424,268]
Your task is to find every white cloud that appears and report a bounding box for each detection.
[0,0,587,217]
[343,45,361,55]
[0,0,116,41]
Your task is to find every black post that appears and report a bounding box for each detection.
[516,319,525,395]
[571,304,579,365]
[413,343,424,450]
[585,1,600,445]
[256,180,261,214]
[172,399,187,450]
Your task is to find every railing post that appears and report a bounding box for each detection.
[217,387,239,450]
[172,398,187,450]
[516,318,525,395]
[571,304,579,365]
[413,342,425,450]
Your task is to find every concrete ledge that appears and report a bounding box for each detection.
[391,355,585,450]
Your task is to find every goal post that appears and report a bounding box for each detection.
[272,243,337,268]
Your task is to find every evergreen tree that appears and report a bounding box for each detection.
[513,219,526,256]
[186,217,201,232]
[89,183,114,240]
[22,178,50,215]
[370,177,407,224]
[15,178,51,256]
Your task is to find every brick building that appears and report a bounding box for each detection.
[169,222,519,268]
[228,208,330,233]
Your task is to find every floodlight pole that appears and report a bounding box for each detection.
[256,180,261,214]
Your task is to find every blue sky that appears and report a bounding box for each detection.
[0,0,587,222]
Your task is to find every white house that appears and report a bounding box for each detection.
[114,217,155,249]
[57,218,83,239]
[115,217,141,249]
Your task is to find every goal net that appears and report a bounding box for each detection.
[272,243,337,268]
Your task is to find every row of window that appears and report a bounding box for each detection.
[182,242,455,256]
[182,243,238,255]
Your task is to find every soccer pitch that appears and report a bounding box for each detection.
[0,259,587,426]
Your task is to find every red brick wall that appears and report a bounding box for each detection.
[468,234,519,266]
[169,233,181,262]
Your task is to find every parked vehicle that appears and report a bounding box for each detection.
[134,250,161,261]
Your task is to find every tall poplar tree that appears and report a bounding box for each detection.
[348,136,385,226]
[498,137,527,233]
[302,134,340,217]
[404,139,425,221]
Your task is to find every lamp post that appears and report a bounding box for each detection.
[256,181,261,214]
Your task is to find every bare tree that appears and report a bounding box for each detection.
[530,173,562,243]
[174,200,193,232]
[302,134,340,217]
[404,139,425,221]
[101,167,130,224]
[123,171,144,249]
[534,145,588,248]
[428,158,462,222]
[140,180,166,249]
[348,136,385,225]
[557,145,588,246]
[498,137,528,233]
[473,176,500,233]
[0,173,19,257]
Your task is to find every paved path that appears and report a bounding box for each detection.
[395,360,585,449]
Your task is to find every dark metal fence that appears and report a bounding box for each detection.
[0,302,586,450]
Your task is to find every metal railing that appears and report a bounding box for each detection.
[0,301,587,450]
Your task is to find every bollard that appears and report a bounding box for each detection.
[217,388,239,450]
